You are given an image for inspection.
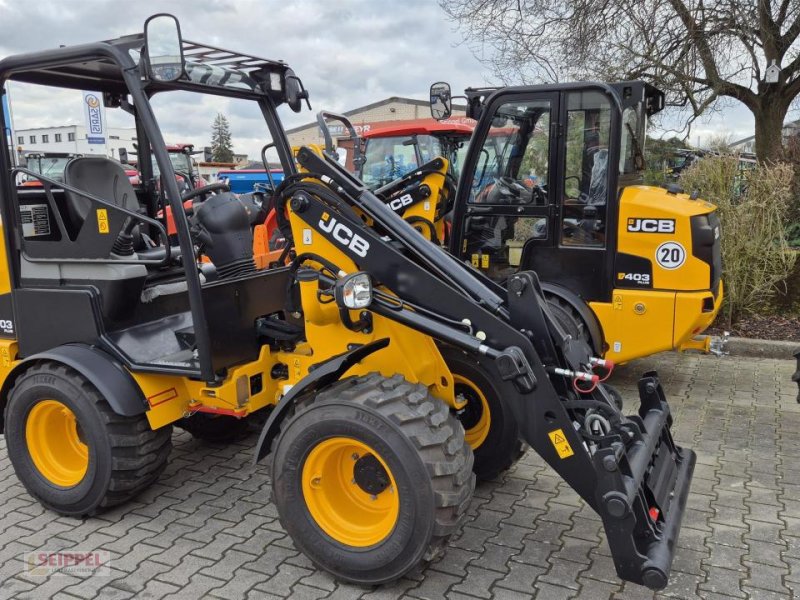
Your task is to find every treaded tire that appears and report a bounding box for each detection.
[441,346,525,481]
[176,414,250,443]
[545,293,594,350]
[271,372,475,585]
[4,362,172,516]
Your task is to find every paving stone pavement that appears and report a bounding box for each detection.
[0,351,798,599]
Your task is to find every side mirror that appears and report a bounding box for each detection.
[119,148,129,164]
[144,14,185,83]
[285,69,311,113]
[430,82,452,120]
[203,146,213,162]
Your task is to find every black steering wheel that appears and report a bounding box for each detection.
[181,182,230,203]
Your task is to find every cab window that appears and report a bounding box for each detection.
[469,99,551,206]
[560,91,612,247]
[361,135,442,188]
[461,98,552,281]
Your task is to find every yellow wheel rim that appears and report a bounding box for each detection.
[454,374,492,450]
[302,437,400,547]
[25,400,88,487]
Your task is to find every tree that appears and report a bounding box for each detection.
[210,113,234,163]
[440,0,800,161]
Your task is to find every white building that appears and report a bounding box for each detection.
[14,125,137,160]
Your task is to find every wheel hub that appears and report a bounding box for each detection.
[25,399,89,487]
[452,374,492,449]
[353,454,391,495]
[301,437,399,547]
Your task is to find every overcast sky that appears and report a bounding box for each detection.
[0,0,758,158]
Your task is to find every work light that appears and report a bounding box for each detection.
[335,272,373,309]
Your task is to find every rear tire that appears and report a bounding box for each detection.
[4,362,171,516]
[271,373,474,585]
[441,346,525,481]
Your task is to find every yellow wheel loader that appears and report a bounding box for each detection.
[0,14,695,590]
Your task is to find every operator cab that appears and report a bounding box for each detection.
[432,81,664,299]
[0,14,309,383]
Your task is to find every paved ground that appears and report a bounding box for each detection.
[0,351,798,600]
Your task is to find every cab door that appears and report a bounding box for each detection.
[450,93,559,282]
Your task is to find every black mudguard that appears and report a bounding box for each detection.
[0,343,147,432]
[252,338,390,463]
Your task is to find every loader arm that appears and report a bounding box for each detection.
[281,146,696,590]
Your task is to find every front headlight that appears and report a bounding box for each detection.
[335,272,373,309]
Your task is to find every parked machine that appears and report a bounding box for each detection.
[16,151,80,186]
[0,15,694,590]
[427,82,723,365]
[357,119,473,189]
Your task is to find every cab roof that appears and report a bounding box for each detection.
[364,119,474,139]
[0,33,288,100]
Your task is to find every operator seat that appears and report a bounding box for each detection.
[63,157,141,233]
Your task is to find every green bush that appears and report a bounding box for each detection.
[680,157,797,327]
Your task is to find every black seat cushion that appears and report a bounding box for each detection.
[63,157,141,231]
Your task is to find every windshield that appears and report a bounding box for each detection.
[28,157,71,181]
[619,105,646,174]
[361,135,443,189]
[150,152,193,177]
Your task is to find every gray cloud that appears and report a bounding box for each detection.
[2,0,750,154]
[2,0,491,157]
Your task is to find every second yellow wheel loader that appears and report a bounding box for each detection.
[0,13,694,591]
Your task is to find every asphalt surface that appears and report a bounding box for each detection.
[0,351,798,599]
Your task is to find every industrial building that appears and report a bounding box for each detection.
[14,124,136,159]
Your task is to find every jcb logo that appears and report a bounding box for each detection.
[627,218,675,233]
[319,213,370,258]
[388,193,413,212]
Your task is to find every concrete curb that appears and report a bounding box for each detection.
[723,336,800,360]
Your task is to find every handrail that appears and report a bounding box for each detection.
[11,167,174,267]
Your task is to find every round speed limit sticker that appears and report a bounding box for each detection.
[655,241,686,270]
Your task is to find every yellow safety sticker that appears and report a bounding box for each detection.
[481,254,489,269]
[471,254,480,268]
[97,208,109,234]
[613,294,623,310]
[548,428,574,459]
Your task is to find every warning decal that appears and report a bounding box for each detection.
[20,204,51,237]
[548,428,574,459]
[97,208,109,234]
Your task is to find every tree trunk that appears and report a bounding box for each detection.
[753,98,789,162]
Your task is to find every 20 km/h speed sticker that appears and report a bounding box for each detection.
[655,241,686,270]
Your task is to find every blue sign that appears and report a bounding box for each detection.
[2,92,10,133]
[82,91,106,145]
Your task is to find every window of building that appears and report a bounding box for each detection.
[29,135,36,144]
[42,134,49,143]
[54,133,62,142]
[67,133,75,142]
[17,136,23,144]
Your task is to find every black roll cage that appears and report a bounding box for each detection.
[0,33,299,384]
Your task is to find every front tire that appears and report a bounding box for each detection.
[271,373,474,585]
[4,362,171,516]
[441,347,525,481]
